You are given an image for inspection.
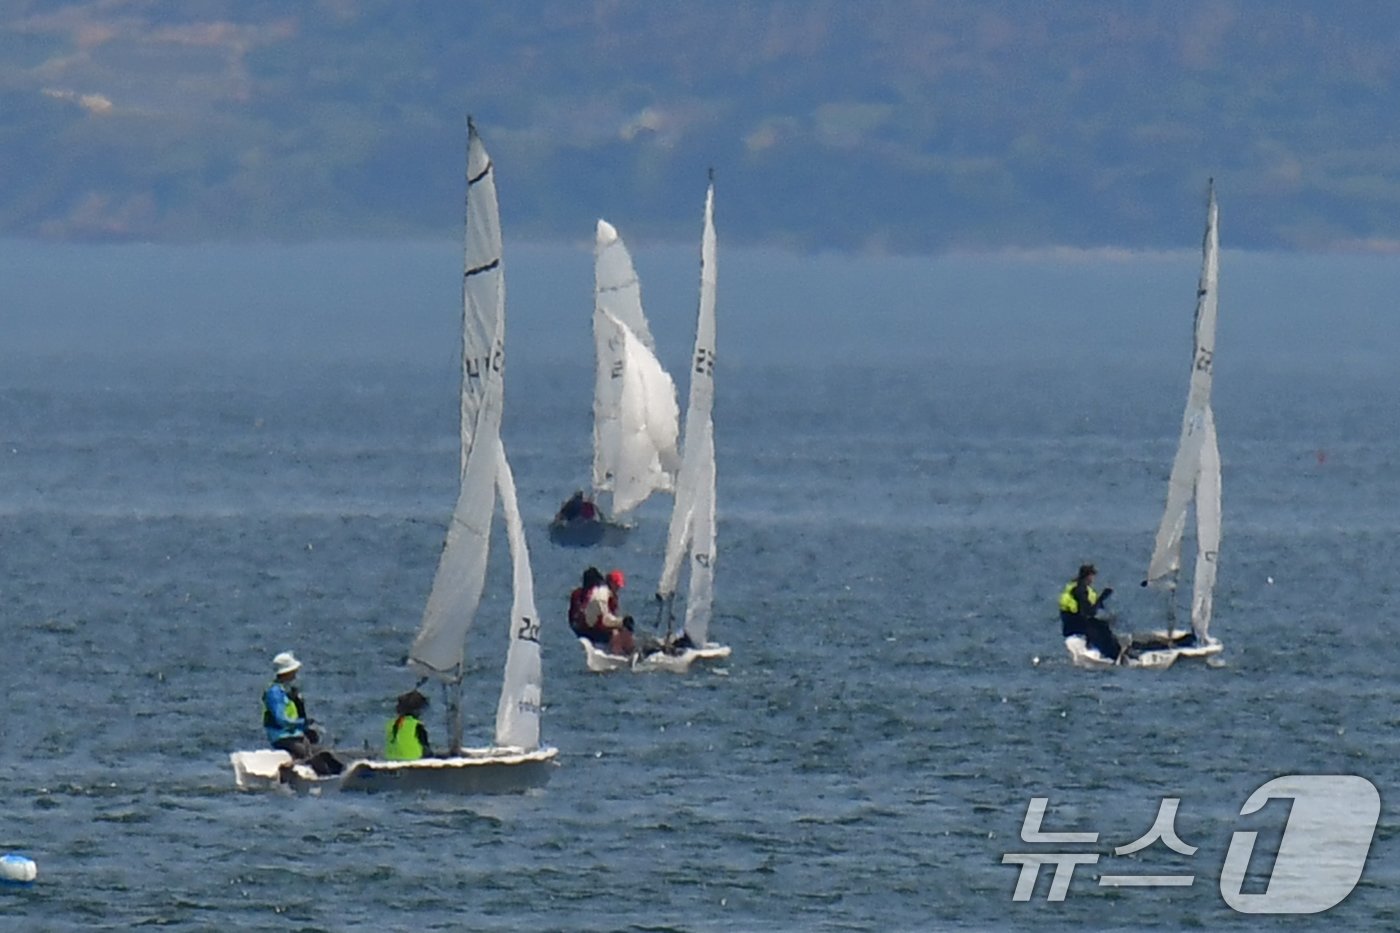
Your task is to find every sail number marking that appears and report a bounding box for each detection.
[516,616,540,643]
[694,347,715,377]
[465,345,505,380]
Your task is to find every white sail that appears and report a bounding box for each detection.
[409,119,507,681]
[659,180,718,645]
[494,440,542,750]
[597,311,680,515]
[591,221,679,513]
[1191,408,1220,639]
[1146,180,1220,628]
[594,218,656,351]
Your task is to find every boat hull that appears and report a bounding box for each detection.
[547,516,630,548]
[339,747,558,794]
[229,746,558,795]
[578,636,730,673]
[1063,634,1222,670]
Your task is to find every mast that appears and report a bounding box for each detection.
[1144,179,1218,635]
[408,116,506,755]
[658,171,718,643]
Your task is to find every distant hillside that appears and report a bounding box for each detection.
[4,0,1400,251]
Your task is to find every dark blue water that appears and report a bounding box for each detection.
[2,352,1397,931]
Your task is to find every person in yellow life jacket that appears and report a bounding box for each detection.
[1058,563,1122,661]
[385,689,434,760]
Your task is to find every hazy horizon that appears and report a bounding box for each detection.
[3,237,1398,374]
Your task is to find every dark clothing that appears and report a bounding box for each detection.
[558,493,598,523]
[568,585,611,645]
[1060,581,1122,661]
[273,734,314,760]
[273,736,343,776]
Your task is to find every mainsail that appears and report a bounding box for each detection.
[658,179,718,645]
[591,220,680,516]
[408,119,542,754]
[1145,179,1221,640]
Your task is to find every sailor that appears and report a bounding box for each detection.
[557,490,598,523]
[605,570,625,613]
[569,567,610,644]
[584,570,634,655]
[385,690,434,760]
[263,651,312,758]
[1058,564,1122,662]
[262,651,344,775]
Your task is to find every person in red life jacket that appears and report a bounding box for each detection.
[574,563,630,650]
[557,490,599,523]
[569,567,609,644]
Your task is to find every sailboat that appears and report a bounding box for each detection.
[231,120,557,791]
[1066,179,1226,671]
[549,219,680,547]
[580,175,732,673]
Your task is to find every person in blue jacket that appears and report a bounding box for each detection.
[261,651,343,776]
[264,651,313,757]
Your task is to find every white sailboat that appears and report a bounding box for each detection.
[581,175,731,673]
[550,219,680,547]
[1067,179,1225,671]
[231,120,557,790]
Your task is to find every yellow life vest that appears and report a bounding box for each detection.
[385,715,426,760]
[1058,581,1098,614]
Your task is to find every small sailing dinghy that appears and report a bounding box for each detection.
[550,220,680,547]
[581,175,731,673]
[1066,180,1226,671]
[231,120,557,792]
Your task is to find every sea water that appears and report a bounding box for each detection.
[3,237,1400,930]
[1,347,1397,931]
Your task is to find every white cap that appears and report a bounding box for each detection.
[272,651,302,675]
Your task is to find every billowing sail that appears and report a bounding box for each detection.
[594,218,656,351]
[494,440,542,749]
[592,221,679,514]
[596,311,680,514]
[409,119,507,681]
[659,180,718,644]
[1146,180,1220,638]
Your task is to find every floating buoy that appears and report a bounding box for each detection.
[0,853,37,885]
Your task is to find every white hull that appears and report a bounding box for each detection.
[578,636,730,674]
[230,748,299,790]
[230,745,558,795]
[1063,634,1222,671]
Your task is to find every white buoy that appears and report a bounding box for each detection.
[0,853,37,884]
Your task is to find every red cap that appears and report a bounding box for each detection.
[607,570,625,589]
